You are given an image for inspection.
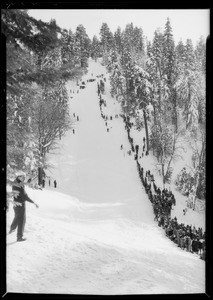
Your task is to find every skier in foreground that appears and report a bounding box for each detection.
[9,171,39,242]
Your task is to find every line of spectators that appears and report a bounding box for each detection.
[136,161,206,260]
[121,115,150,159]
[97,87,119,132]
[121,114,206,261]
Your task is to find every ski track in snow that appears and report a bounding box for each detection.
[7,58,205,295]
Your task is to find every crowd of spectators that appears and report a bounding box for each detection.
[96,81,206,261]
[136,160,206,260]
[121,114,206,261]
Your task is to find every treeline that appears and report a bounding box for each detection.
[91,20,206,200]
[2,9,91,199]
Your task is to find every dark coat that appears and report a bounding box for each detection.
[191,240,199,252]
[12,178,34,206]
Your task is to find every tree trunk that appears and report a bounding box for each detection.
[143,109,149,151]
[153,102,157,127]
[186,82,191,129]
[38,167,43,186]
[173,89,178,133]
[152,102,157,156]
[162,163,165,187]
[196,137,205,199]
[165,131,176,180]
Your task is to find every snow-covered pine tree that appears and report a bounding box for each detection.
[122,23,135,55]
[91,35,101,61]
[99,22,115,65]
[176,40,186,66]
[114,26,123,54]
[174,37,206,202]
[74,25,91,68]
[163,18,177,128]
[195,37,206,125]
[133,26,145,55]
[145,27,177,160]
[106,50,118,73]
[100,22,114,53]
[60,29,76,67]
[174,39,202,130]
[195,36,206,73]
[120,49,137,115]
[133,65,152,150]
[109,58,126,102]
[147,29,170,133]
[163,18,175,86]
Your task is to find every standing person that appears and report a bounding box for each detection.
[42,178,45,188]
[9,171,39,242]
[54,180,57,188]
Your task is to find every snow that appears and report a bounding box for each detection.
[130,128,205,230]
[6,58,205,295]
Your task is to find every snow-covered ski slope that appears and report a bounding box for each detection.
[7,59,205,295]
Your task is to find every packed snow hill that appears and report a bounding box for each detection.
[7,58,205,295]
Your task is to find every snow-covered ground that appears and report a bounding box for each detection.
[6,58,205,295]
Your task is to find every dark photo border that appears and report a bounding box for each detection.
[1,2,212,300]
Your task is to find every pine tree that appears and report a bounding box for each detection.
[195,37,206,125]
[61,29,76,66]
[145,29,171,157]
[106,50,118,73]
[114,26,123,54]
[176,40,186,65]
[133,26,145,54]
[148,29,170,126]
[91,35,101,61]
[109,57,126,102]
[163,18,177,128]
[122,23,135,54]
[133,65,152,150]
[120,49,137,114]
[163,18,175,85]
[74,24,91,68]
[174,39,202,130]
[195,36,206,73]
[99,22,114,53]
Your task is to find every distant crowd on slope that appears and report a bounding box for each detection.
[136,162,206,260]
[116,107,206,260]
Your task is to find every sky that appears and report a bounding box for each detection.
[28,9,210,46]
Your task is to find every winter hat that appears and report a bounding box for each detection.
[16,170,26,178]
